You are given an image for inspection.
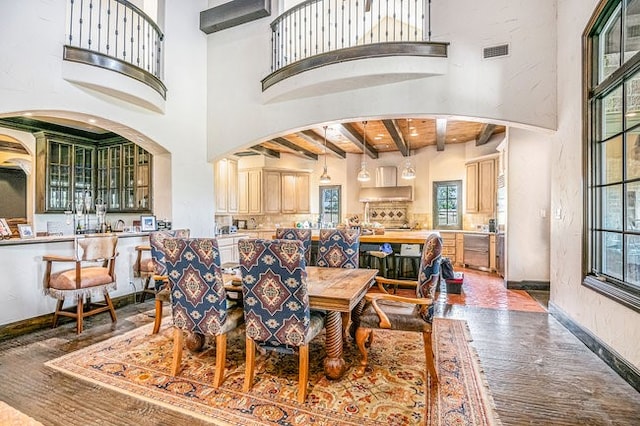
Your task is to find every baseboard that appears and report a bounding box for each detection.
[0,293,138,342]
[506,280,550,290]
[549,301,640,393]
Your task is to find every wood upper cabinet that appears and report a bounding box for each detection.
[263,170,282,214]
[281,172,310,214]
[36,132,152,213]
[465,158,496,214]
[214,158,238,214]
[238,169,262,214]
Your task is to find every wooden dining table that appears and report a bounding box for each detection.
[223,266,378,380]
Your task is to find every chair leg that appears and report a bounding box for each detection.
[152,298,163,334]
[243,337,256,392]
[171,328,184,376]
[354,327,372,376]
[423,331,438,386]
[139,276,152,303]
[104,292,117,323]
[52,298,64,328]
[213,334,227,388]
[298,344,309,403]
[76,295,84,334]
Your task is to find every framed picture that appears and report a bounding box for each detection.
[0,218,11,238]
[140,215,157,232]
[18,224,34,239]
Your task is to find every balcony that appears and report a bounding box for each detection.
[63,0,166,107]
[262,0,448,92]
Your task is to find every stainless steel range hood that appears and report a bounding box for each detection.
[358,166,413,202]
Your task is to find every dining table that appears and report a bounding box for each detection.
[221,266,379,380]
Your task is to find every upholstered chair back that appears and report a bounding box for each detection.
[149,229,190,276]
[275,228,312,265]
[316,228,360,268]
[238,238,312,352]
[163,237,231,336]
[415,234,443,322]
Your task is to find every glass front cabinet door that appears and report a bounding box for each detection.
[36,133,152,213]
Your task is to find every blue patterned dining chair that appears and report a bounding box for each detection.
[163,237,244,388]
[274,228,312,265]
[134,229,191,334]
[238,238,325,403]
[354,233,442,385]
[43,234,118,334]
[316,228,360,268]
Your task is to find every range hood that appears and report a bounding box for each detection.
[358,166,413,202]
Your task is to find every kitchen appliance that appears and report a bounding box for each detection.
[358,166,413,202]
[488,219,496,233]
[219,225,237,234]
[234,219,247,229]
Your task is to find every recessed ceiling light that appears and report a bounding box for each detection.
[374,136,382,140]
[23,112,33,116]
[88,118,96,123]
[411,133,418,137]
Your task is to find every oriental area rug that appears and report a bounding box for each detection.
[46,318,500,425]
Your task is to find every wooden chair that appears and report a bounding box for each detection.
[354,233,442,385]
[43,234,119,334]
[238,238,325,403]
[316,228,360,268]
[274,228,312,265]
[134,229,190,334]
[163,237,243,387]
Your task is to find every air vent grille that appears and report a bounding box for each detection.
[483,44,509,59]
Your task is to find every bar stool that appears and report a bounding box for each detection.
[368,250,395,278]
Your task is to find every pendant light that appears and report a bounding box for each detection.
[401,119,416,180]
[357,121,371,182]
[319,125,332,184]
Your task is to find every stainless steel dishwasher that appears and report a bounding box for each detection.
[463,234,490,270]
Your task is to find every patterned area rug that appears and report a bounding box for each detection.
[46,318,500,425]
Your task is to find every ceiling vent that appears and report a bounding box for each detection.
[483,44,509,59]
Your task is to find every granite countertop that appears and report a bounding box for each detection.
[0,231,149,246]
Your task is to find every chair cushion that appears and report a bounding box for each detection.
[139,258,155,274]
[49,266,115,290]
[359,300,432,332]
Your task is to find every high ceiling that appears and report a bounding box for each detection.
[0,116,505,160]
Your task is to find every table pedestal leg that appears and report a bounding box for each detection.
[349,298,366,339]
[323,311,346,379]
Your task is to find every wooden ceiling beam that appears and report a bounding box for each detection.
[436,118,447,152]
[338,123,378,159]
[476,124,497,146]
[382,119,409,156]
[248,145,280,158]
[272,137,318,160]
[298,130,346,158]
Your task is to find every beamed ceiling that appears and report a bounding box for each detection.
[0,116,505,159]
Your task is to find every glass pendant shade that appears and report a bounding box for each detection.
[357,161,371,182]
[319,165,331,183]
[357,121,370,182]
[401,159,416,179]
[319,125,331,184]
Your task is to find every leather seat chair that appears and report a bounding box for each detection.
[43,235,119,334]
[354,233,442,385]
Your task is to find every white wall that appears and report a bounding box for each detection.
[205,0,557,160]
[0,0,213,237]
[506,128,552,282]
[554,0,640,367]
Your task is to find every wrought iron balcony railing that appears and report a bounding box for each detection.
[263,0,447,90]
[64,0,166,98]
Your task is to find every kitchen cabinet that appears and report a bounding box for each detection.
[281,172,310,214]
[238,169,262,215]
[496,233,505,276]
[36,133,152,213]
[214,158,238,214]
[441,233,456,259]
[218,235,243,265]
[263,170,282,214]
[455,233,465,266]
[465,158,497,214]
[489,233,497,271]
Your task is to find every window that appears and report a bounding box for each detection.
[319,185,341,227]
[585,0,640,312]
[432,180,462,230]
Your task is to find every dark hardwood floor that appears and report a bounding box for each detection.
[0,270,639,425]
